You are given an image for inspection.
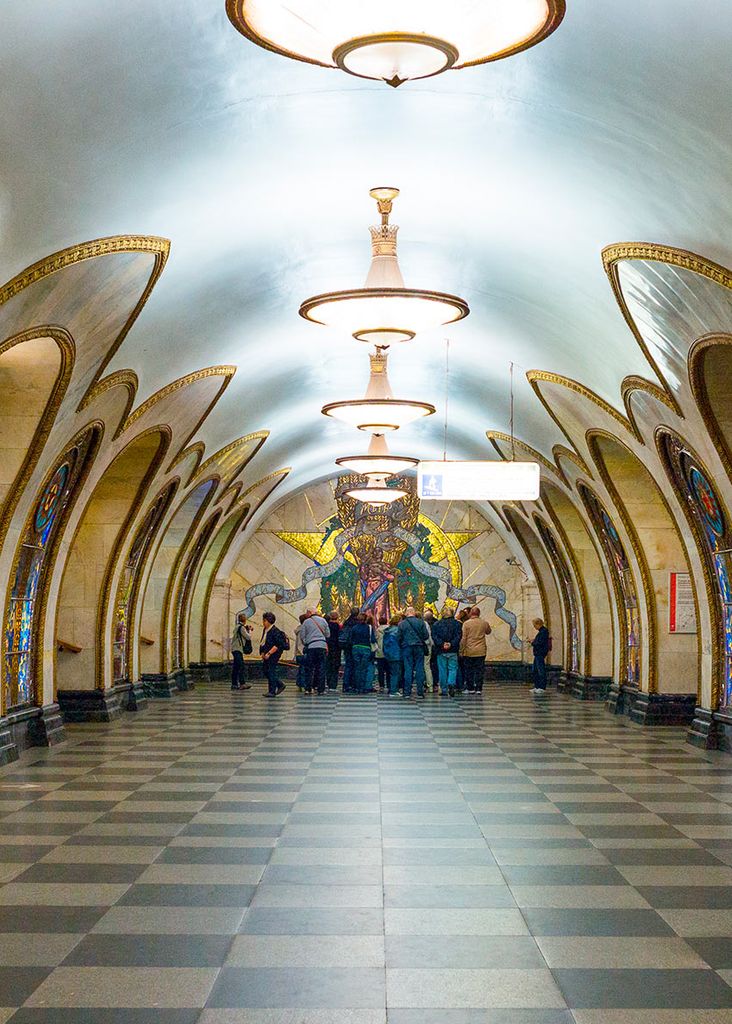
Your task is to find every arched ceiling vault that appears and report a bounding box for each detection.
[1,1,732,523]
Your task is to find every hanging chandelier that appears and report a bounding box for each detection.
[322,348,435,432]
[336,432,418,476]
[344,474,409,506]
[300,187,469,346]
[227,1,565,88]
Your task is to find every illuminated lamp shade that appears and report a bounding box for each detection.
[227,0,565,88]
[322,348,435,433]
[344,475,408,506]
[336,433,418,476]
[300,187,469,345]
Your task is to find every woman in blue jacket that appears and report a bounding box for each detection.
[351,613,376,694]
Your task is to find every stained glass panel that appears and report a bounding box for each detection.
[579,484,641,686]
[661,432,732,706]
[172,511,221,670]
[4,428,98,710]
[535,516,580,673]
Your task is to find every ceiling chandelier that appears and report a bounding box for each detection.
[300,186,469,346]
[227,1,565,88]
[322,348,435,432]
[336,432,418,476]
[343,474,409,506]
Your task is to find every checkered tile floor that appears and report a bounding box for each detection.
[2,681,732,1023]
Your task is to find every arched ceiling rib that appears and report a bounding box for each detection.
[1,1,732,512]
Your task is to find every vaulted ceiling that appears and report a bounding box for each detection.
[2,0,731,528]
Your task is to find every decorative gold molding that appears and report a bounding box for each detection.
[235,467,291,522]
[553,444,592,479]
[78,368,138,419]
[486,432,560,477]
[0,327,75,548]
[527,370,634,444]
[197,504,251,663]
[121,365,236,436]
[621,375,678,423]
[585,432,657,693]
[535,504,592,676]
[501,505,551,639]
[168,442,206,486]
[600,242,732,421]
[195,430,269,487]
[655,425,727,708]
[688,333,732,484]
[174,509,223,671]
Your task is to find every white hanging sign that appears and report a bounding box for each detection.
[418,461,540,501]
[669,571,697,634]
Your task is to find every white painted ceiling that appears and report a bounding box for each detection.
[1,1,732,510]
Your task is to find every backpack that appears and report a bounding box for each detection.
[383,628,400,661]
[339,619,354,647]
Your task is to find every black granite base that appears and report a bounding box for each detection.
[0,719,18,765]
[140,672,178,698]
[570,674,613,702]
[173,669,194,692]
[687,707,732,750]
[629,691,697,727]
[124,682,149,712]
[488,660,532,683]
[26,703,66,746]
[57,687,126,723]
[605,683,640,717]
[189,662,210,686]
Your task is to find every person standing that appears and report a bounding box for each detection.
[398,607,429,699]
[299,608,330,694]
[260,611,288,697]
[422,610,435,693]
[456,607,470,693]
[374,615,389,691]
[460,606,492,695]
[530,617,551,694]
[325,612,341,690]
[424,609,439,693]
[294,613,308,690]
[431,606,463,696]
[340,608,358,693]
[351,613,376,693]
[230,612,253,691]
[383,615,402,695]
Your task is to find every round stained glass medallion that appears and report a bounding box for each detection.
[34,462,70,537]
[689,465,725,540]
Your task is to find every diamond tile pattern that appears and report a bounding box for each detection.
[0,680,731,1022]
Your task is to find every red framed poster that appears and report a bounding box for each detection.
[669,572,697,634]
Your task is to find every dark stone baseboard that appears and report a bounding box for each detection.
[140,672,179,698]
[57,687,125,723]
[570,674,613,702]
[124,682,149,712]
[488,660,531,683]
[629,691,697,727]
[189,662,210,685]
[173,669,194,692]
[605,683,639,717]
[27,703,66,746]
[687,707,732,751]
[0,719,18,765]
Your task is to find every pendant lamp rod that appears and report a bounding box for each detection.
[509,360,516,462]
[443,337,450,462]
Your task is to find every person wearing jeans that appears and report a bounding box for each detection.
[260,611,288,697]
[230,613,253,691]
[382,616,403,696]
[299,608,330,694]
[530,617,551,694]
[398,608,429,698]
[459,606,492,694]
[431,607,463,696]
[350,613,376,693]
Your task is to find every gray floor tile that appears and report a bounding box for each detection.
[206,967,386,1008]
[552,968,732,1008]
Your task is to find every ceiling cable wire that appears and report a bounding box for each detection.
[509,360,516,462]
[443,337,450,462]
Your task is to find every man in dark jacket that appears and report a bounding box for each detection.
[326,612,341,690]
[260,611,288,697]
[397,607,430,699]
[340,608,359,693]
[431,607,463,696]
[530,617,551,694]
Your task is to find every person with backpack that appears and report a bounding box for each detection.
[430,606,463,696]
[339,607,358,693]
[530,617,551,694]
[382,615,402,695]
[351,613,376,693]
[260,611,288,697]
[299,607,330,694]
[398,607,430,699]
[230,612,253,691]
[325,612,341,690]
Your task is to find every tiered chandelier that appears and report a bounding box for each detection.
[300,187,468,345]
[227,1,565,88]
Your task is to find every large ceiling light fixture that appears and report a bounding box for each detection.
[300,187,469,346]
[336,433,418,477]
[322,349,435,432]
[344,475,409,506]
[227,1,565,88]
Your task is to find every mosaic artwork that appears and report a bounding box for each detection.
[579,483,641,686]
[241,476,523,648]
[4,427,98,709]
[112,482,176,684]
[535,515,580,673]
[661,433,732,705]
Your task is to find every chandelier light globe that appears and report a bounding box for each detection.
[299,187,469,345]
[322,348,436,433]
[336,433,419,476]
[227,1,565,88]
[344,475,409,506]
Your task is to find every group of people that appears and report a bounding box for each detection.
[231,605,552,698]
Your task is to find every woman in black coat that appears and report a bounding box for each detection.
[530,617,551,694]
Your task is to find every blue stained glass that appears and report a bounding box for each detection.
[535,517,580,674]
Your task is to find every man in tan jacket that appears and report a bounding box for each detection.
[460,606,492,694]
